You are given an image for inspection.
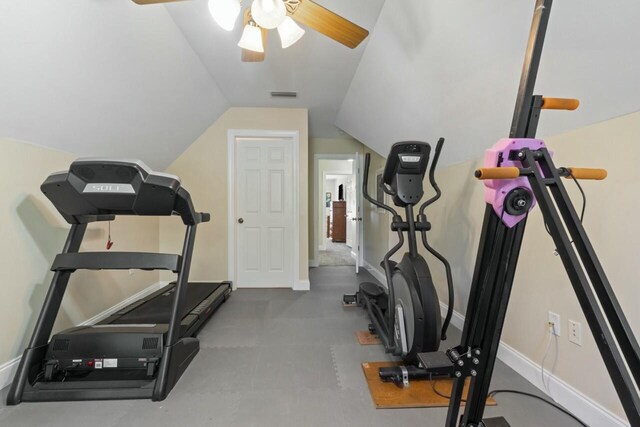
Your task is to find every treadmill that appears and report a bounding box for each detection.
[7,159,231,404]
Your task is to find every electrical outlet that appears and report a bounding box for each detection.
[569,320,582,346]
[548,311,561,336]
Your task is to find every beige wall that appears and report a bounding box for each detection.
[160,107,309,285]
[1,138,159,368]
[419,112,640,419]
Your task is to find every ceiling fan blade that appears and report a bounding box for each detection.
[291,0,369,49]
[242,8,267,63]
[131,0,186,4]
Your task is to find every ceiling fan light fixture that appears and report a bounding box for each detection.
[238,23,264,53]
[250,0,286,30]
[208,0,241,31]
[277,16,305,49]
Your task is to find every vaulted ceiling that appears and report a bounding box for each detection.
[337,0,640,164]
[1,0,639,169]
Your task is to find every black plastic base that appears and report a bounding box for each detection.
[481,417,511,427]
[417,351,455,377]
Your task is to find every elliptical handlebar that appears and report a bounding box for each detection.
[419,137,445,216]
[362,153,401,220]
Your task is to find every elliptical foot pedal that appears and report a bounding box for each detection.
[482,417,511,427]
[359,282,384,298]
[417,351,455,377]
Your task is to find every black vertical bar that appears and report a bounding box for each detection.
[445,1,553,423]
[462,220,527,425]
[165,224,197,346]
[509,0,553,139]
[28,223,87,346]
[7,222,87,405]
[523,149,640,424]
[406,204,418,257]
[525,96,544,138]
[445,205,502,426]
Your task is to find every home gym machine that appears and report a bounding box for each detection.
[344,139,455,385]
[7,159,231,404]
[417,0,640,426]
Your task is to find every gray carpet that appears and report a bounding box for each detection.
[319,239,356,266]
[1,266,582,426]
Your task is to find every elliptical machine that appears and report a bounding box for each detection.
[344,139,454,385]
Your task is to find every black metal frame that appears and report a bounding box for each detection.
[7,159,219,405]
[7,219,205,404]
[418,0,640,425]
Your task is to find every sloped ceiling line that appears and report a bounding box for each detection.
[336,0,640,164]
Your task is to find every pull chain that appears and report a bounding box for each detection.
[106,221,114,250]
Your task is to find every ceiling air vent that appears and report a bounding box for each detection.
[270,91,297,98]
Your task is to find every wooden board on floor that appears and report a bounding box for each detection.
[362,362,497,409]
[356,330,381,345]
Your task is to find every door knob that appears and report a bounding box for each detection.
[238,218,244,224]
[351,217,357,221]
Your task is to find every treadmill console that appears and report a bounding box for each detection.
[382,142,431,207]
[41,158,203,225]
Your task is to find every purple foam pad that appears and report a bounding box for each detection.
[483,138,548,228]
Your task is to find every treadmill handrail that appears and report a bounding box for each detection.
[52,252,182,273]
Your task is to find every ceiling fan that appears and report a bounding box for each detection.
[132,0,370,62]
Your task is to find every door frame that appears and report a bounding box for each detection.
[227,129,300,289]
[312,153,363,269]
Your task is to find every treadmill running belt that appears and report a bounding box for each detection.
[110,283,222,325]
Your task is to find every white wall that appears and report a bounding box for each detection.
[0,0,228,170]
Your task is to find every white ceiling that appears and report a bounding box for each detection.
[1,0,638,170]
[336,0,640,165]
[0,0,228,170]
[165,0,385,139]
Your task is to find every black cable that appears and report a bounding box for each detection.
[488,389,588,426]
[568,172,587,222]
[429,377,466,403]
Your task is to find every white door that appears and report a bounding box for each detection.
[355,152,364,273]
[346,175,356,249]
[235,138,294,288]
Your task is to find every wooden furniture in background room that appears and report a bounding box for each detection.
[327,215,331,238]
[332,201,346,242]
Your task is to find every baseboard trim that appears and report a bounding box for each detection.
[439,302,629,427]
[309,259,319,268]
[0,281,170,391]
[294,279,310,291]
[362,261,387,287]
[0,356,20,393]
